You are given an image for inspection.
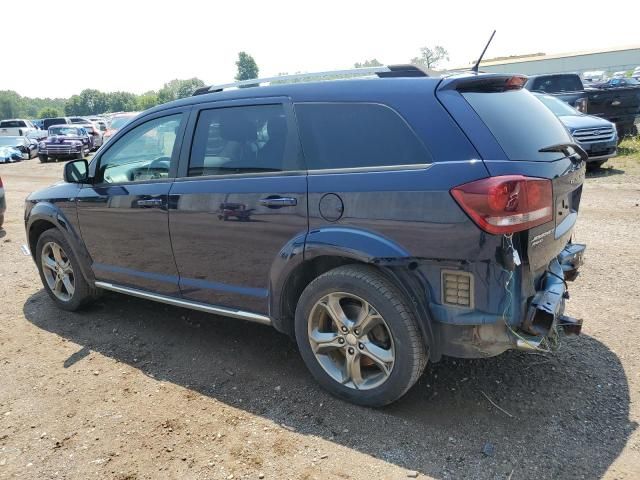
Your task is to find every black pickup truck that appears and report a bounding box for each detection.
[525,73,640,138]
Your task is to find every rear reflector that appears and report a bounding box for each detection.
[441,270,474,308]
[451,175,553,234]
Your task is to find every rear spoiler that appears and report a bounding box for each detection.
[437,74,528,93]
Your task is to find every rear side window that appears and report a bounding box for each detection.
[295,103,431,170]
[531,75,582,93]
[462,90,572,161]
[188,104,302,177]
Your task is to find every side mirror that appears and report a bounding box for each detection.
[64,159,89,183]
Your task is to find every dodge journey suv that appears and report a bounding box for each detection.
[25,66,587,407]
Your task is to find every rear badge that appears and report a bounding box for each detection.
[531,228,553,247]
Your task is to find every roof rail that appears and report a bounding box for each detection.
[192,64,430,96]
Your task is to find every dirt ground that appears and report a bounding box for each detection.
[1,147,639,480]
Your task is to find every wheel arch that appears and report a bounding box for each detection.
[27,203,95,285]
[270,227,436,358]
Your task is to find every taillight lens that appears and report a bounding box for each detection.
[575,97,588,113]
[451,175,553,234]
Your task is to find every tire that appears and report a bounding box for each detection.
[76,150,84,160]
[39,154,48,163]
[35,228,99,311]
[295,264,428,407]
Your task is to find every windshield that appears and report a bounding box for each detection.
[110,116,135,129]
[535,94,580,117]
[50,127,80,136]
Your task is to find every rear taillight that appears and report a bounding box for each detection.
[575,97,588,113]
[451,175,553,234]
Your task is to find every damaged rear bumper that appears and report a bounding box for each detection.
[434,242,586,359]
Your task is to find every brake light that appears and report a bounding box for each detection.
[451,175,553,234]
[504,75,527,90]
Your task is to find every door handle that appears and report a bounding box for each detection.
[259,196,297,208]
[136,198,163,207]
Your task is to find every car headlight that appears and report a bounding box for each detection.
[38,142,46,148]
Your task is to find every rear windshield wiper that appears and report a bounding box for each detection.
[539,143,588,163]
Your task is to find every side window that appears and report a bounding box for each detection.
[295,103,431,170]
[97,114,182,184]
[188,104,300,177]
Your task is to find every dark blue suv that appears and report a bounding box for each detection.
[24,66,587,406]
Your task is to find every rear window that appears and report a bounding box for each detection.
[0,120,26,128]
[43,118,67,129]
[462,89,572,161]
[295,103,431,170]
[531,75,582,93]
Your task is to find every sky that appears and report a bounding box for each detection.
[3,0,639,98]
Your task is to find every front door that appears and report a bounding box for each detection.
[77,111,188,296]
[169,100,307,314]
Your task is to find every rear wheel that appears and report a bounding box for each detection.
[35,229,99,311]
[295,264,427,407]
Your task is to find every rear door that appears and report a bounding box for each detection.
[437,77,585,270]
[169,98,307,314]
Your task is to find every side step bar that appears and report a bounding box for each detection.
[94,281,272,326]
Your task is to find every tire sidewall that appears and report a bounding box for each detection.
[295,269,423,407]
[35,229,89,311]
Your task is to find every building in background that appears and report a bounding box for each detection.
[451,45,640,77]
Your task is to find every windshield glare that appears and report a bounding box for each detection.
[535,95,579,117]
[110,116,134,129]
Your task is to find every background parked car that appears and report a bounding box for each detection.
[0,145,23,163]
[78,122,103,150]
[88,117,108,133]
[0,176,5,228]
[0,118,46,140]
[535,93,617,169]
[103,112,138,143]
[42,117,72,131]
[525,73,640,138]
[38,125,90,162]
[0,136,38,159]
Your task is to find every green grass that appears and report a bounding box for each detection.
[617,135,640,158]
[600,135,640,173]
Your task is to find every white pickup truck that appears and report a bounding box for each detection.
[0,119,47,140]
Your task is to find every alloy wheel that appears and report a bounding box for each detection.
[308,292,395,390]
[41,241,75,302]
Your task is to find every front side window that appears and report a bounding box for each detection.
[97,114,182,184]
[295,103,430,170]
[188,104,300,177]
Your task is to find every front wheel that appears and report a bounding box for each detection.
[35,229,99,311]
[38,154,48,163]
[295,265,428,407]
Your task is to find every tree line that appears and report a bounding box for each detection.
[0,47,449,121]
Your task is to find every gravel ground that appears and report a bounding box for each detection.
[0,150,639,480]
